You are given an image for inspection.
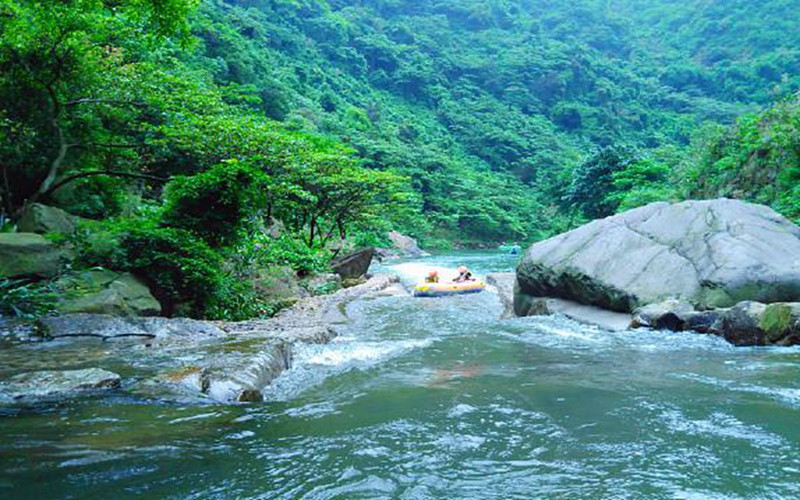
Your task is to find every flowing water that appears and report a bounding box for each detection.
[2,252,800,499]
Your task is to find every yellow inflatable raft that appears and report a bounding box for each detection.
[413,280,486,297]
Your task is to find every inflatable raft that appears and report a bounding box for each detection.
[498,244,521,255]
[413,280,486,297]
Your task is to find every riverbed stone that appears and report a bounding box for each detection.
[16,203,76,234]
[0,232,71,278]
[0,368,121,400]
[713,301,800,346]
[631,299,696,330]
[56,270,161,317]
[516,199,800,314]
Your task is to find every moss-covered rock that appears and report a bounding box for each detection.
[717,301,800,346]
[56,270,161,317]
[16,203,76,234]
[0,233,71,278]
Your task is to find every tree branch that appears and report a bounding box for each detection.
[43,170,166,197]
[65,98,146,108]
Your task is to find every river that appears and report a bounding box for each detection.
[2,252,800,498]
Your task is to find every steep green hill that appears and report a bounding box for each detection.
[189,0,800,242]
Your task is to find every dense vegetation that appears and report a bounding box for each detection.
[1,0,798,319]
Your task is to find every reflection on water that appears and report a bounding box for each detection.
[2,252,800,498]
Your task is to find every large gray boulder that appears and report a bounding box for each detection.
[516,199,800,314]
[16,203,76,234]
[56,270,162,316]
[0,233,71,278]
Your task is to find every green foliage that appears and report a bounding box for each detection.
[251,234,330,276]
[3,0,800,323]
[76,220,224,317]
[566,146,640,219]
[0,278,58,319]
[161,160,268,247]
[685,95,800,222]
[607,157,675,212]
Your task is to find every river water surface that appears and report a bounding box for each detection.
[2,252,800,499]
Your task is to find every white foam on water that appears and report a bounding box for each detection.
[435,433,486,451]
[298,339,432,367]
[676,373,800,409]
[448,403,477,418]
[262,338,434,402]
[660,409,786,448]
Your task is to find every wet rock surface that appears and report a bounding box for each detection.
[0,273,401,404]
[714,301,800,346]
[486,273,516,318]
[0,368,121,400]
[489,272,630,330]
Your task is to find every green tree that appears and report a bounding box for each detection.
[565,146,640,219]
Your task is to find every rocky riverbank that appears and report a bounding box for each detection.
[510,199,800,346]
[0,273,404,403]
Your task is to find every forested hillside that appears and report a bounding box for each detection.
[1,0,799,319]
[189,0,800,239]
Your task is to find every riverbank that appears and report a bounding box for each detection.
[0,273,404,403]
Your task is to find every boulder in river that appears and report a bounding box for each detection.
[56,270,162,317]
[0,368,121,401]
[0,233,71,278]
[489,272,630,330]
[486,273,516,318]
[516,199,800,314]
[16,203,76,234]
[378,231,429,260]
[330,247,374,279]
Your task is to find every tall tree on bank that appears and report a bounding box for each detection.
[0,0,196,218]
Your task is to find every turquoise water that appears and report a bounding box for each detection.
[2,252,800,498]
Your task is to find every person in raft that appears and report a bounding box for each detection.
[425,270,440,283]
[452,266,474,282]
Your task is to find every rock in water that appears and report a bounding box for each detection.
[0,233,71,278]
[16,203,76,234]
[516,199,800,314]
[486,273,516,317]
[0,368,121,400]
[331,247,374,279]
[715,302,800,346]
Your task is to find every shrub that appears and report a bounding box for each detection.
[115,226,225,317]
[0,278,58,319]
[161,161,268,248]
[253,234,330,276]
[75,220,226,318]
